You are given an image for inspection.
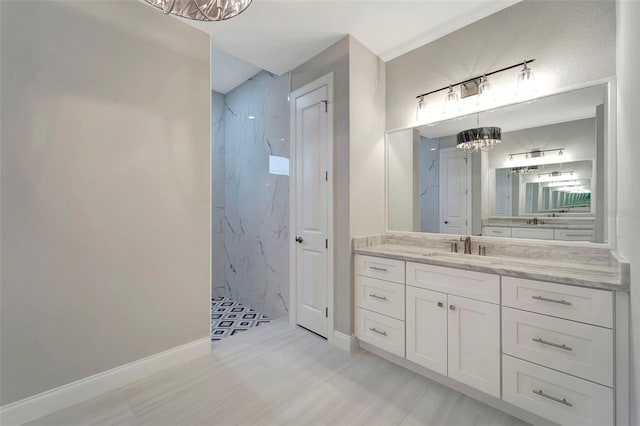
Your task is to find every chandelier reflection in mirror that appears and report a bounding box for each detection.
[456,112,502,153]
[144,0,252,21]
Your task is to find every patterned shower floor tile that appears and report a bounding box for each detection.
[211,297,272,342]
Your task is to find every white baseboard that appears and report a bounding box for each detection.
[333,331,359,354]
[0,337,211,426]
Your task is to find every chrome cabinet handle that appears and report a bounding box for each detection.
[369,327,387,336]
[437,302,443,308]
[532,337,572,351]
[532,389,573,407]
[531,295,572,306]
[369,294,388,301]
[369,266,388,272]
[449,305,456,311]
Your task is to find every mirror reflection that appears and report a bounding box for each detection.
[494,160,593,216]
[387,84,608,243]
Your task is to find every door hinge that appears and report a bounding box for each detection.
[322,100,328,113]
[325,239,328,249]
[325,170,328,181]
[325,307,328,318]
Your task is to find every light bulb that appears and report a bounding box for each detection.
[477,75,495,106]
[515,61,536,98]
[443,86,459,116]
[416,96,428,122]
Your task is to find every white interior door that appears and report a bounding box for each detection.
[292,79,331,338]
[495,168,512,216]
[439,148,471,234]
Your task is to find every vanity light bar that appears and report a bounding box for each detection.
[415,59,535,100]
[508,148,564,160]
[538,171,574,178]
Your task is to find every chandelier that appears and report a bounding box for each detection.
[456,113,502,153]
[144,0,253,21]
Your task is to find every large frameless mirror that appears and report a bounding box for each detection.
[387,83,611,243]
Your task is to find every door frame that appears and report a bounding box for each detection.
[439,147,472,235]
[288,72,335,344]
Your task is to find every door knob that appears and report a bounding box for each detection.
[444,221,449,224]
[295,236,304,243]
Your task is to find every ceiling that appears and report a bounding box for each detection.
[172,0,520,93]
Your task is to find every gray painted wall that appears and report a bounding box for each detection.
[616,1,640,424]
[0,0,210,405]
[386,0,616,131]
[222,71,290,320]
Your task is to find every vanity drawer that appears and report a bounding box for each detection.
[502,355,613,426]
[511,227,554,240]
[502,307,613,386]
[482,226,512,237]
[356,308,405,357]
[502,276,613,328]
[554,229,594,242]
[356,276,405,320]
[406,262,500,304]
[356,255,405,284]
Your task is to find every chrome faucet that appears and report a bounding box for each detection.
[459,236,472,254]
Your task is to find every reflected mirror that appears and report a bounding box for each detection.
[387,83,609,243]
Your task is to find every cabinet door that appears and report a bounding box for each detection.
[406,286,447,375]
[447,295,500,398]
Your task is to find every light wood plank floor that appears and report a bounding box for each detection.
[26,321,530,426]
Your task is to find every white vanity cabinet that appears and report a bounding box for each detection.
[511,226,555,240]
[354,253,625,426]
[501,276,615,426]
[482,226,595,242]
[405,262,501,398]
[355,255,406,357]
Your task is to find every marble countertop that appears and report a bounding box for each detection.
[354,244,628,291]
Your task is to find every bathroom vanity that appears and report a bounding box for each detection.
[370,77,630,424]
[352,234,629,426]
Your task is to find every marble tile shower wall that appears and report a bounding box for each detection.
[212,91,226,298]
[419,136,439,233]
[213,70,290,320]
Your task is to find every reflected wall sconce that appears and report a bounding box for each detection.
[415,59,536,121]
[508,148,564,161]
[538,170,574,178]
[509,165,539,175]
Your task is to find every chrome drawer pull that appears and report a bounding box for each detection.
[369,266,388,272]
[533,389,573,407]
[532,337,572,351]
[531,295,572,305]
[369,294,388,301]
[369,327,387,336]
